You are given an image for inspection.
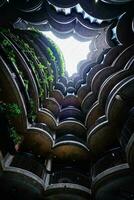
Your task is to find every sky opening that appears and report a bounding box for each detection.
[43,31,91,76]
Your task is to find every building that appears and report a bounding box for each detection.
[0,0,134,199]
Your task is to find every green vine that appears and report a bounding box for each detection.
[10,127,22,145]
[0,102,22,145]
[17,39,52,95]
[28,98,36,122]
[47,47,56,62]
[47,37,65,77]
[1,38,17,66]
[0,102,22,117]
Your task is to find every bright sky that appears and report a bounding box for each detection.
[43,31,91,76]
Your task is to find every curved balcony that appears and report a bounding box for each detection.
[106,75,134,123]
[86,64,105,87]
[47,5,75,26]
[85,59,134,128]
[39,29,66,82]
[55,134,86,145]
[73,74,81,86]
[79,0,128,20]
[58,76,68,87]
[56,120,86,139]
[0,114,16,156]
[37,108,57,130]
[85,102,103,128]
[17,1,48,24]
[49,169,90,187]
[106,22,119,47]
[0,0,133,37]
[75,20,99,38]
[0,53,27,132]
[116,12,134,45]
[113,43,134,70]
[81,92,96,115]
[59,107,84,123]
[77,84,89,103]
[126,133,134,169]
[31,33,59,81]
[91,67,116,96]
[103,45,125,66]
[98,63,134,112]
[90,43,134,99]
[79,62,94,81]
[43,98,60,118]
[91,148,126,180]
[101,0,133,4]
[19,124,54,158]
[119,107,134,149]
[11,0,43,12]
[10,152,45,178]
[87,118,117,155]
[54,82,66,95]
[52,134,89,161]
[45,185,90,200]
[62,95,80,108]
[93,165,134,200]
[91,148,134,200]
[2,32,40,108]
[0,0,7,8]
[0,152,45,200]
[45,169,91,200]
[15,30,55,96]
[49,89,64,105]
[47,0,77,8]
[66,86,75,94]
[67,80,74,87]
[75,79,84,92]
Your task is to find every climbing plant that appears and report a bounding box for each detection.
[47,37,65,77]
[0,101,23,145]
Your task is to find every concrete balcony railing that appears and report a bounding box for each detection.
[91,148,134,200]
[49,169,90,188]
[0,152,45,199]
[44,168,91,200]
[91,147,126,180]
[52,134,89,161]
[10,152,45,178]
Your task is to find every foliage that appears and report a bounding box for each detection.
[27,27,40,34]
[0,102,22,145]
[0,102,22,117]
[1,38,29,93]
[10,127,22,144]
[47,47,56,62]
[28,98,37,122]
[47,37,65,77]
[1,32,57,109]
[0,28,10,34]
[23,79,29,91]
[18,39,53,94]
[2,39,11,47]
[1,38,17,65]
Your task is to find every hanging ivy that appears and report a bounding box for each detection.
[10,127,22,145]
[0,101,23,145]
[0,102,22,117]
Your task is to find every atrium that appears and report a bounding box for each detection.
[0,0,134,199]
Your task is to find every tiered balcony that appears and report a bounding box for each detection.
[0,152,45,199]
[45,167,91,200]
[53,134,89,161]
[91,148,134,200]
[0,1,134,199]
